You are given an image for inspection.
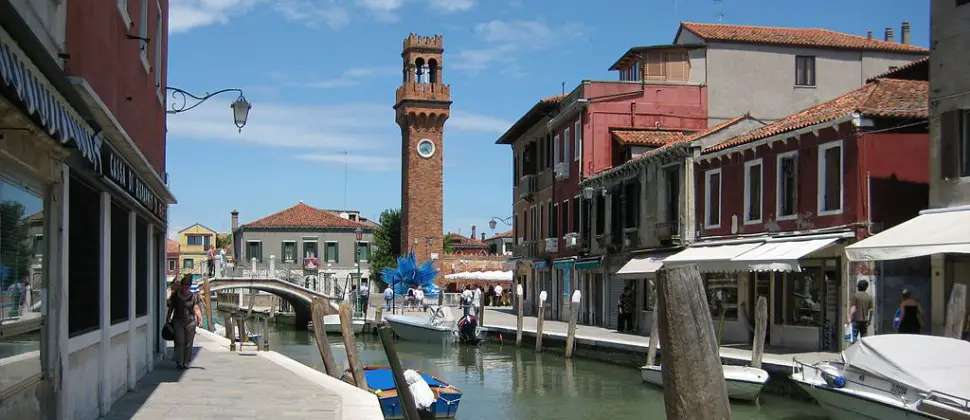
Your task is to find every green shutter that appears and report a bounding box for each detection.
[281,242,286,262]
[324,243,330,262]
[335,243,340,264]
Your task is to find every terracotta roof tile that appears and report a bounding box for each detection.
[166,240,180,253]
[243,202,369,229]
[681,22,928,53]
[612,129,687,146]
[487,230,513,240]
[705,79,928,153]
[867,57,929,83]
[445,233,487,248]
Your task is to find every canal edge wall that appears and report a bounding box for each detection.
[194,328,385,419]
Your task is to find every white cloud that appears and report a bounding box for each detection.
[302,66,400,89]
[169,0,260,33]
[452,19,587,74]
[274,0,351,29]
[356,0,404,21]
[450,111,511,134]
[296,153,398,171]
[429,0,474,12]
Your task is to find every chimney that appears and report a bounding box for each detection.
[231,209,239,231]
[481,233,486,241]
[471,225,477,240]
[866,30,873,40]
[884,27,894,42]
[901,21,911,45]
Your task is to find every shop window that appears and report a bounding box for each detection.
[703,273,738,320]
[776,151,798,219]
[68,176,101,336]
[110,202,130,324]
[774,268,825,327]
[744,159,763,223]
[818,141,843,214]
[135,217,148,317]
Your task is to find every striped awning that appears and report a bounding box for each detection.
[0,25,102,170]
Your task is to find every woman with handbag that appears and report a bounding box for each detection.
[165,275,203,369]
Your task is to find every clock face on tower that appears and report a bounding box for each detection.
[417,138,436,159]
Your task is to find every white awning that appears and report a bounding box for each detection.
[732,233,846,272]
[845,205,970,262]
[616,255,666,279]
[663,240,764,273]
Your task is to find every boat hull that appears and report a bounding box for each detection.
[384,315,455,345]
[307,315,365,334]
[359,367,462,419]
[792,380,940,420]
[640,364,769,402]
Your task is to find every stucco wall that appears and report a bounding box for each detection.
[9,0,66,61]
[235,229,374,275]
[929,0,970,208]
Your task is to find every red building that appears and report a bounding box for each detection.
[666,71,929,352]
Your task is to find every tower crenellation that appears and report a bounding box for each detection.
[395,33,451,267]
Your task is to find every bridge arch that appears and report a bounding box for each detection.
[208,278,339,326]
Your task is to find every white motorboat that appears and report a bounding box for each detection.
[790,334,970,420]
[384,307,487,345]
[640,364,769,402]
[306,314,365,334]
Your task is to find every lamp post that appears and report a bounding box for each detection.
[355,227,363,316]
[488,216,513,232]
[583,187,595,242]
[165,87,252,132]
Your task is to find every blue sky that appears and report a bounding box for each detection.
[165,0,929,239]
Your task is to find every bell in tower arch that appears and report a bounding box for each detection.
[415,58,425,83]
[428,59,438,84]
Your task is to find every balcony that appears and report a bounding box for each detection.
[623,229,641,249]
[544,237,559,253]
[655,222,681,243]
[554,162,569,180]
[518,175,538,201]
[516,240,539,259]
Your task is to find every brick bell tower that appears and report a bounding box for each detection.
[395,34,451,265]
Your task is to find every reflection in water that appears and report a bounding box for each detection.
[265,324,827,420]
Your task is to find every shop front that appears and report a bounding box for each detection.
[0,19,174,419]
[614,251,672,335]
[603,254,629,330]
[574,256,605,326]
[663,232,852,352]
[552,257,575,321]
[532,260,552,319]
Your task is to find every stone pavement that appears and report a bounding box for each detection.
[102,329,382,420]
[480,308,836,370]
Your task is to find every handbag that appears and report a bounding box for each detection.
[161,322,175,341]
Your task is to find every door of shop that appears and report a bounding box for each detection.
[748,272,771,343]
[820,260,841,352]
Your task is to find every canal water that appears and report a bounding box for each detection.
[264,323,827,420]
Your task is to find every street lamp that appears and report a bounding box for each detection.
[488,216,513,231]
[355,227,363,315]
[165,87,252,132]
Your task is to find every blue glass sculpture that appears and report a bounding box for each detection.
[381,251,441,297]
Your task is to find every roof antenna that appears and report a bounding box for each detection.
[714,0,725,22]
[343,150,348,209]
[561,81,565,96]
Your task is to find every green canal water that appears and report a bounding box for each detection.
[264,323,828,420]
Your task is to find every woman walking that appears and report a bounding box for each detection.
[896,289,924,335]
[167,274,203,369]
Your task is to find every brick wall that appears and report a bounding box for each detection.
[397,107,448,264]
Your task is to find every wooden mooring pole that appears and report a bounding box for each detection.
[339,302,368,391]
[515,284,524,347]
[646,279,659,366]
[656,265,732,419]
[203,278,214,332]
[565,290,582,358]
[945,283,967,339]
[223,313,236,351]
[535,291,547,352]
[750,296,768,369]
[310,298,338,377]
[377,327,420,420]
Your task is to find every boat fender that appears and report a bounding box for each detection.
[818,364,846,388]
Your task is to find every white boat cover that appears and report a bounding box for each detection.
[844,206,970,261]
[842,334,970,399]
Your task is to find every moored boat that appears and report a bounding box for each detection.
[351,366,462,419]
[306,314,365,334]
[384,306,486,345]
[790,334,970,420]
[640,364,769,402]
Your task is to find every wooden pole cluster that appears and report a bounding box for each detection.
[565,290,582,358]
[479,288,487,325]
[945,283,967,339]
[310,298,338,377]
[203,278,214,332]
[224,313,236,351]
[339,302,368,391]
[377,327,421,420]
[515,284,524,347]
[646,279,660,366]
[656,265,732,419]
[535,291,547,352]
[750,296,768,369]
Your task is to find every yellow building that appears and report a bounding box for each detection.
[177,223,218,275]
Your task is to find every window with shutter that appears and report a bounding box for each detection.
[940,110,961,180]
[818,142,843,214]
[561,200,570,236]
[705,169,722,228]
[664,51,689,82]
[645,52,664,79]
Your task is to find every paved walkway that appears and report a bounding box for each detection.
[103,330,382,420]
[480,308,836,370]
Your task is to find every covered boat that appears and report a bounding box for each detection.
[791,334,970,420]
[357,367,462,419]
[384,306,486,345]
[306,314,365,334]
[640,364,769,402]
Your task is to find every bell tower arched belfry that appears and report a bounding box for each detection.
[395,34,451,264]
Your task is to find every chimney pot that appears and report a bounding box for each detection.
[471,225,477,240]
[902,21,911,45]
[231,210,239,231]
[866,30,873,40]
[885,27,894,42]
[481,233,486,241]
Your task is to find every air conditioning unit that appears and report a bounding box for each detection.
[564,233,580,247]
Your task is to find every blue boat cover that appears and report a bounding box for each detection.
[364,368,446,391]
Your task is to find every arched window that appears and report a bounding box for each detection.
[428,58,438,84]
[415,58,425,83]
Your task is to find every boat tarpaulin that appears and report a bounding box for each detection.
[364,368,445,391]
[845,205,970,261]
[842,335,970,399]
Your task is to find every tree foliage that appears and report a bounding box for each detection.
[370,208,401,285]
[216,233,232,249]
[443,234,455,254]
[0,201,32,287]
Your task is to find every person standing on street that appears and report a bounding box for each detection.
[897,289,924,334]
[166,274,203,369]
[617,286,634,333]
[384,284,394,311]
[358,282,370,316]
[206,246,216,277]
[493,284,504,307]
[850,280,874,340]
